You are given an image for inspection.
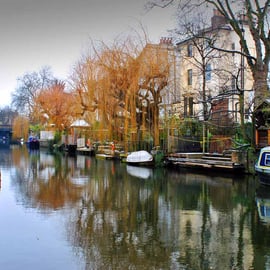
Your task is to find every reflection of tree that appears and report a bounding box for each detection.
[8,148,261,269]
[11,149,85,210]
[32,175,82,209]
[68,163,173,269]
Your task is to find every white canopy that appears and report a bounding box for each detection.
[70,119,90,128]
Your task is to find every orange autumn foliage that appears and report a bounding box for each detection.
[34,81,77,131]
[12,115,29,140]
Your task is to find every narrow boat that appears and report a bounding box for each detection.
[255,146,270,185]
[126,150,154,166]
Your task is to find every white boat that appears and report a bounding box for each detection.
[126,150,154,166]
[255,146,270,185]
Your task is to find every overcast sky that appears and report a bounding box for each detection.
[0,0,176,107]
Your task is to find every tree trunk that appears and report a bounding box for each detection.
[253,67,270,109]
[153,104,160,147]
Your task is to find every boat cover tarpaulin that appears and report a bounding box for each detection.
[126,150,153,163]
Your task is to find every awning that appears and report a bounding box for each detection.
[70,119,90,127]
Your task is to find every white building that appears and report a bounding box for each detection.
[174,10,255,124]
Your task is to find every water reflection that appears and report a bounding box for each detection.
[126,165,153,179]
[2,146,270,269]
[256,186,270,225]
[11,148,85,210]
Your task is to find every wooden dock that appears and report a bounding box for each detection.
[165,152,245,172]
[76,147,95,156]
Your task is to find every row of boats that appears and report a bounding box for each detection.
[97,144,270,187]
[94,144,162,166]
[27,135,270,185]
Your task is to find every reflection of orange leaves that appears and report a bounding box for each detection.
[34,177,83,210]
[12,147,29,168]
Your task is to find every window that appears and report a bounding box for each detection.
[206,64,211,81]
[188,69,192,85]
[184,96,194,117]
[231,76,236,90]
[184,97,187,117]
[187,44,193,57]
[232,43,235,57]
[189,97,194,116]
[265,153,270,166]
[244,108,249,120]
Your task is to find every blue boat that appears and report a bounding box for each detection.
[255,146,270,185]
[27,136,40,150]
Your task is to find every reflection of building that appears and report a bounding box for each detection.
[159,176,254,269]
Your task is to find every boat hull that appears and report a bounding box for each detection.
[95,154,115,160]
[95,143,119,160]
[255,146,270,185]
[256,169,270,185]
[126,160,154,166]
[27,140,40,150]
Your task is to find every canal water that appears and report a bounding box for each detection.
[0,146,269,270]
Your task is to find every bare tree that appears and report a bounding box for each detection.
[11,66,55,119]
[175,15,237,151]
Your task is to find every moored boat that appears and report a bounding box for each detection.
[27,136,40,150]
[95,144,116,160]
[126,150,154,166]
[255,146,270,185]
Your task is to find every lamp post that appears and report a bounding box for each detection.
[239,14,246,142]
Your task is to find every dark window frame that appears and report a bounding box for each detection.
[187,44,193,57]
[188,69,192,85]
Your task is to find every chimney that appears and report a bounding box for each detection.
[239,14,248,25]
[211,9,228,29]
[159,37,173,45]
